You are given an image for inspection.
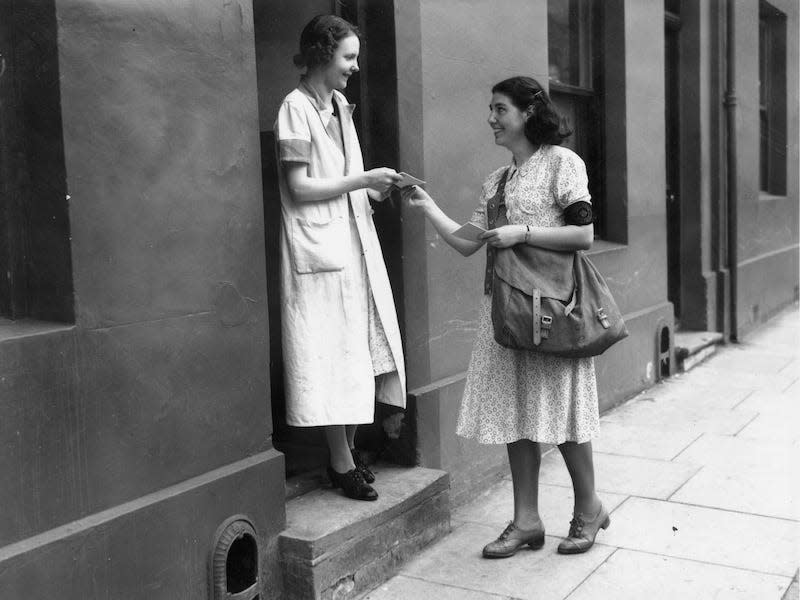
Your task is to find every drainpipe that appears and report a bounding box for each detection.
[724,0,738,341]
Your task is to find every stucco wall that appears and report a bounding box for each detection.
[734,0,800,334]
[0,1,283,597]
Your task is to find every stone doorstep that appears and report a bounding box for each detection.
[674,330,725,372]
[279,466,451,600]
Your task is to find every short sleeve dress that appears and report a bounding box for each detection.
[455,145,600,445]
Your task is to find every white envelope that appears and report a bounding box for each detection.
[396,172,426,188]
[452,222,487,243]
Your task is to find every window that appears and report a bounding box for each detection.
[759,1,787,196]
[548,0,605,235]
[0,1,73,323]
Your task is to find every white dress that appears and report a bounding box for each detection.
[456,145,600,445]
[274,85,406,426]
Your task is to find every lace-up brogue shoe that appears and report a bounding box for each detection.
[327,465,378,501]
[482,521,546,558]
[351,448,375,483]
[557,504,610,554]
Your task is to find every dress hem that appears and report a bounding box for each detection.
[455,430,598,446]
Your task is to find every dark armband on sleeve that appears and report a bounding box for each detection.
[564,201,593,226]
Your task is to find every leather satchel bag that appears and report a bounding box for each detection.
[485,169,628,358]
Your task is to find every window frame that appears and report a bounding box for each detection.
[758,1,787,196]
[0,0,74,323]
[547,0,606,237]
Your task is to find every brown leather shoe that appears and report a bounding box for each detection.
[557,504,610,554]
[482,521,546,558]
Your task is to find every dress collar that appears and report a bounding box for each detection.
[509,145,545,178]
[298,79,356,118]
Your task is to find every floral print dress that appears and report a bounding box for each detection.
[456,145,600,445]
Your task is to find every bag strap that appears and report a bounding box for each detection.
[483,168,511,294]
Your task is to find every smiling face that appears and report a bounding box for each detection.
[321,34,360,91]
[488,92,529,149]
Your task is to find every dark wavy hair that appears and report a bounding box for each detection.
[491,76,572,146]
[293,14,361,70]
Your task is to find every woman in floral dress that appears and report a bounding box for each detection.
[403,76,609,556]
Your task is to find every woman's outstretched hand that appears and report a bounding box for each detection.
[400,185,434,211]
[480,225,526,248]
[364,168,403,193]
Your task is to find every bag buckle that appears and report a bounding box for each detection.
[540,315,553,340]
[596,308,610,329]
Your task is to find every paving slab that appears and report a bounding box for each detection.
[634,378,753,411]
[782,376,800,397]
[591,420,701,460]
[567,549,793,600]
[744,336,800,355]
[734,389,800,416]
[453,478,627,533]
[600,497,799,576]
[362,575,509,600]
[539,451,699,500]
[736,411,800,443]
[779,358,800,375]
[705,346,795,374]
[399,521,614,600]
[601,397,757,435]
[676,365,795,393]
[673,433,794,472]
[670,464,798,520]
[781,571,799,600]
[668,425,797,520]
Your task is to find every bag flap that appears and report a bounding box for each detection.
[494,246,575,301]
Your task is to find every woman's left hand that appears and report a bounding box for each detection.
[480,225,526,248]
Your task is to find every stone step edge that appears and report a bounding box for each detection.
[675,331,725,372]
[279,467,449,562]
[279,468,451,600]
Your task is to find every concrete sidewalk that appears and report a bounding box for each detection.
[363,307,799,599]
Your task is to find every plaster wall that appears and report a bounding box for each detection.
[398,0,549,390]
[734,0,800,334]
[0,1,283,597]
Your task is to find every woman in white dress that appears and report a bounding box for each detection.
[274,15,406,501]
[403,76,609,554]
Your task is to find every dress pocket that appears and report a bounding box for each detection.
[290,216,347,274]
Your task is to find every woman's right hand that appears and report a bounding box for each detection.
[364,168,403,193]
[400,185,434,212]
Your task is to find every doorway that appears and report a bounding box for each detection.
[252,0,402,492]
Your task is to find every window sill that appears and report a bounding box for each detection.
[758,192,787,202]
[0,318,75,343]
[586,239,627,257]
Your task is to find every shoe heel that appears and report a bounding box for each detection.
[528,532,546,550]
[600,515,610,530]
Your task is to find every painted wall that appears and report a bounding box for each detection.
[734,0,800,335]
[0,1,284,597]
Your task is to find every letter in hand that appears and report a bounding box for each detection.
[400,185,433,211]
[479,225,525,248]
[366,167,403,196]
